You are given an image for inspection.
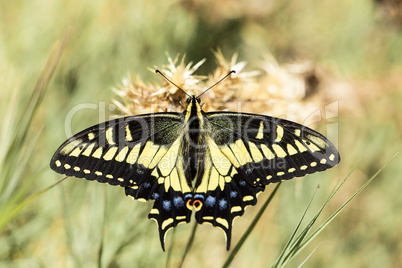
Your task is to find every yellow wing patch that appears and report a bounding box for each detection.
[150,138,192,193]
[260,144,275,160]
[69,146,85,157]
[103,147,118,161]
[125,124,133,141]
[306,134,328,149]
[274,125,284,142]
[229,139,253,166]
[255,121,264,139]
[137,141,160,168]
[82,143,96,156]
[92,147,103,159]
[105,127,115,145]
[60,139,83,155]
[272,144,287,158]
[196,138,237,193]
[115,146,129,162]
[219,145,241,168]
[126,144,141,164]
[248,142,263,162]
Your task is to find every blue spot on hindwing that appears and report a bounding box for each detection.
[219,199,228,210]
[162,200,171,211]
[239,180,246,186]
[194,194,204,200]
[143,182,151,188]
[230,191,238,198]
[205,196,216,207]
[173,196,184,208]
[245,168,252,175]
[152,193,160,200]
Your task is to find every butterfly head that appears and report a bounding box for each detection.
[184,95,203,117]
[186,95,201,105]
[155,69,235,105]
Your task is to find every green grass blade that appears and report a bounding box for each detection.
[273,186,320,267]
[297,244,320,268]
[271,152,398,267]
[295,152,399,257]
[0,29,70,234]
[0,175,68,232]
[271,152,367,267]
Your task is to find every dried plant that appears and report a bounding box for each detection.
[113,51,342,127]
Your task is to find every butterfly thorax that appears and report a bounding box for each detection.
[182,95,208,189]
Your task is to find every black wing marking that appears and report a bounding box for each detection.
[50,113,191,250]
[206,111,340,186]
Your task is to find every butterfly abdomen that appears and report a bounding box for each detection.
[182,96,209,188]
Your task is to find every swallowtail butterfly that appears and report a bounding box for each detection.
[50,70,340,250]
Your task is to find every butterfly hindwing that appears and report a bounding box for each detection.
[50,113,192,249]
[193,158,265,249]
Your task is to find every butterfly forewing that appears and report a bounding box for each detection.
[51,113,181,184]
[206,112,340,186]
[50,113,193,249]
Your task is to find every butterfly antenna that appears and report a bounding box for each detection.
[197,70,236,98]
[155,70,191,97]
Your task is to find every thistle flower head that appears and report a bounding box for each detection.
[113,50,339,126]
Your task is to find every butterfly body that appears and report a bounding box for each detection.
[51,94,340,250]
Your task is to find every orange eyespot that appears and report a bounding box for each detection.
[193,200,203,211]
[185,199,203,211]
[186,199,193,210]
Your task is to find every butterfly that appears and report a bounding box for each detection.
[50,70,340,250]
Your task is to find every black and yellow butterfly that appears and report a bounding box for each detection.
[50,70,340,250]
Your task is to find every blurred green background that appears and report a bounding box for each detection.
[1,0,402,267]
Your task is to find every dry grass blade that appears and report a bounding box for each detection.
[0,29,70,233]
